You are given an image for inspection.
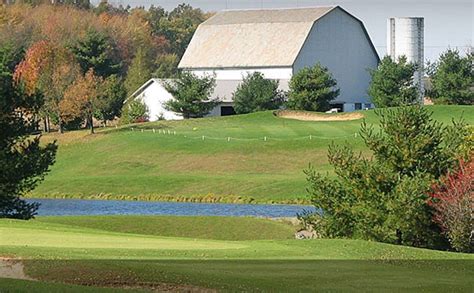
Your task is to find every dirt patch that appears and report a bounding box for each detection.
[0,257,33,280]
[275,110,364,121]
[108,282,217,292]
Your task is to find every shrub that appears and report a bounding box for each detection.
[233,72,283,114]
[429,160,473,252]
[121,99,149,124]
[287,64,339,112]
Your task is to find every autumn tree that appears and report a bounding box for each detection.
[62,69,102,134]
[14,41,81,133]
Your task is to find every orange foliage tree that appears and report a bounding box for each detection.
[62,69,102,134]
[14,40,81,133]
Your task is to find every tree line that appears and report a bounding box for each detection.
[0,2,209,133]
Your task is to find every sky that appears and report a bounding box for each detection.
[98,0,473,62]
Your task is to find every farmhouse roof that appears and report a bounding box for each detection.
[178,6,337,69]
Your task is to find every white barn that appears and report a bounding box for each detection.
[132,6,379,120]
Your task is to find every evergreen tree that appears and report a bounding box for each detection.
[94,75,127,125]
[71,29,121,78]
[164,72,217,119]
[368,56,418,107]
[153,54,179,78]
[0,43,57,219]
[428,50,473,105]
[287,64,339,112]
[124,47,153,97]
[233,72,283,114]
[305,106,471,248]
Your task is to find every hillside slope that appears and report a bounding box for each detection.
[30,106,473,203]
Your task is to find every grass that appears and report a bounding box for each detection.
[1,216,473,292]
[28,105,474,204]
[35,216,298,240]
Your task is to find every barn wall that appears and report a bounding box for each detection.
[136,81,183,121]
[190,67,293,80]
[293,8,379,107]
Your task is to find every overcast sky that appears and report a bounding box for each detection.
[98,0,473,62]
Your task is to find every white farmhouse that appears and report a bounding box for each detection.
[131,6,379,120]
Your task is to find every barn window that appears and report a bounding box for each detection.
[355,103,362,110]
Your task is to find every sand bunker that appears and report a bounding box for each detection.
[275,110,364,121]
[0,257,32,280]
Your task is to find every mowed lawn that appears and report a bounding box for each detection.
[1,216,473,292]
[28,105,474,204]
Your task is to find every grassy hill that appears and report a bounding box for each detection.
[29,105,473,204]
[1,216,473,292]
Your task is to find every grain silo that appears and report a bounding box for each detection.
[387,17,425,102]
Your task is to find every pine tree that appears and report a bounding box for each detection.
[287,64,339,112]
[71,29,121,78]
[0,42,57,219]
[368,56,418,107]
[428,50,473,105]
[124,47,153,97]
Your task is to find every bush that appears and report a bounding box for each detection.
[305,106,470,248]
[429,160,473,252]
[233,72,283,114]
[121,99,149,124]
[287,64,339,112]
[368,56,418,108]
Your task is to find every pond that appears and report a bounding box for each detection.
[28,198,316,218]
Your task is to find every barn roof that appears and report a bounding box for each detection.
[178,6,337,69]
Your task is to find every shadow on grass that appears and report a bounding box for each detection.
[23,259,474,292]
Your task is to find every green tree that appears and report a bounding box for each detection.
[368,56,418,107]
[305,106,470,248]
[233,72,283,114]
[153,54,179,78]
[0,42,57,219]
[287,64,339,112]
[94,75,127,125]
[124,47,153,97]
[154,4,207,57]
[71,29,122,78]
[428,50,473,105]
[164,72,217,119]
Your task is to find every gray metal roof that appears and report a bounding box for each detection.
[178,6,336,69]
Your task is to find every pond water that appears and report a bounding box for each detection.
[28,198,316,218]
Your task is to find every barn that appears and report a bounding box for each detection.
[132,6,379,120]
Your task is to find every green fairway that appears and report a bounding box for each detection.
[0,216,473,292]
[28,105,474,204]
